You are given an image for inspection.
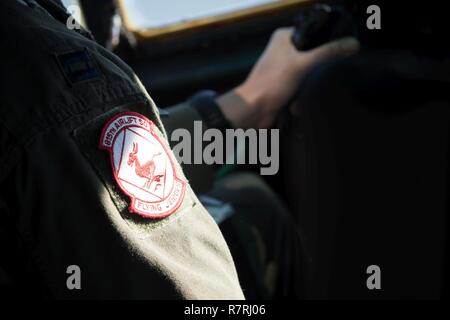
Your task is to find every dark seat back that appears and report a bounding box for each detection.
[281,49,449,299]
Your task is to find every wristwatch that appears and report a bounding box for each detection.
[188,90,232,132]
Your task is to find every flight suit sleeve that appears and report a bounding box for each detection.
[162,100,217,194]
[162,89,247,194]
[2,112,244,299]
[0,0,244,300]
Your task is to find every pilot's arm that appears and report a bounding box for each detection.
[0,0,243,299]
[162,29,359,191]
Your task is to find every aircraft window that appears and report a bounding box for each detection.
[118,0,310,38]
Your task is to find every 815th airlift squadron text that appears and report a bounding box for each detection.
[184,304,266,317]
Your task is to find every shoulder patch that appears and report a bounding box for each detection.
[99,112,186,218]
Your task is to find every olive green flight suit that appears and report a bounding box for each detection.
[0,0,244,299]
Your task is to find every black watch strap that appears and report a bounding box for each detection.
[188,90,232,132]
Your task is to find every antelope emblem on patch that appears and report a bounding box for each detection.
[127,142,164,191]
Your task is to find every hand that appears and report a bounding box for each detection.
[219,27,360,128]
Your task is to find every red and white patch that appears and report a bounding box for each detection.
[99,112,186,218]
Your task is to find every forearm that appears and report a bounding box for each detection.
[218,30,360,130]
[215,88,266,129]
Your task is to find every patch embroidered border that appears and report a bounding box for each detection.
[99,112,186,218]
